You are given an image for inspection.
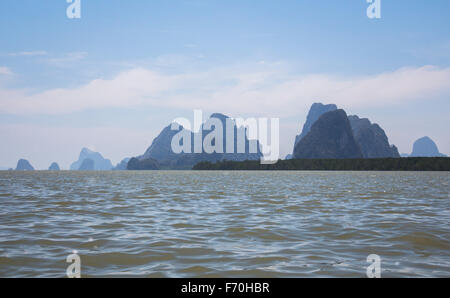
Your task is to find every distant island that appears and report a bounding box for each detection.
[193,157,450,171]
[15,159,34,171]
[4,103,448,171]
[70,148,113,171]
[48,162,60,171]
[408,137,447,157]
[127,113,262,170]
[292,103,400,159]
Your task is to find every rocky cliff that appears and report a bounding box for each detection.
[134,113,262,169]
[78,158,95,171]
[410,137,447,157]
[15,159,35,171]
[293,110,363,159]
[348,115,400,158]
[70,148,113,171]
[294,103,338,150]
[113,158,131,171]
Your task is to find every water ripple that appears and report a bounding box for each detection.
[0,171,449,277]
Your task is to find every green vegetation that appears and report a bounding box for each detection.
[193,157,450,171]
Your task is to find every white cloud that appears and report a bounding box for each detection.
[46,52,88,67]
[0,66,12,76]
[0,64,450,116]
[1,64,450,165]
[7,51,48,57]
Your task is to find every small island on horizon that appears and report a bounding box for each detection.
[4,103,449,172]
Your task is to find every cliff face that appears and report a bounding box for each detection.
[410,137,447,157]
[293,110,363,159]
[78,158,95,171]
[141,125,184,162]
[293,103,401,159]
[293,103,338,150]
[348,115,400,158]
[15,159,34,171]
[135,113,262,169]
[70,148,113,171]
[113,158,131,171]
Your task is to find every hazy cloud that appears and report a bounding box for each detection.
[0,64,449,116]
[7,51,48,57]
[0,66,12,76]
[46,52,88,67]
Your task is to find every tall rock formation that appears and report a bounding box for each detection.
[141,124,186,163]
[15,159,35,171]
[294,103,337,150]
[293,110,363,159]
[292,102,401,159]
[348,115,400,158]
[113,158,131,171]
[410,137,447,157]
[70,148,113,171]
[134,113,262,169]
[78,158,95,171]
[48,162,60,171]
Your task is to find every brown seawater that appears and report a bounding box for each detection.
[0,171,449,278]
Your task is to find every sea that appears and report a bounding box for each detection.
[0,171,449,277]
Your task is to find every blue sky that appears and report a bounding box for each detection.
[0,0,449,169]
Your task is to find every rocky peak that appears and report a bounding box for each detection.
[293,109,363,159]
[15,159,35,171]
[410,136,446,157]
[48,162,60,171]
[294,103,338,151]
[348,115,400,158]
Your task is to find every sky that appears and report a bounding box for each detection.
[0,0,449,169]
